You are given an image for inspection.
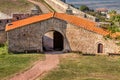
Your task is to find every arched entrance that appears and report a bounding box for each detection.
[97,43,103,53]
[42,31,64,52]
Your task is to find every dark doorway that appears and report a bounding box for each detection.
[54,31,63,51]
[43,31,63,52]
[97,43,103,53]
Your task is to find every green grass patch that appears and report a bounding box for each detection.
[0,45,45,79]
[0,0,33,14]
[0,54,45,79]
[41,53,120,80]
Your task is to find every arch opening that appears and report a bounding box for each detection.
[42,31,64,52]
[97,43,103,53]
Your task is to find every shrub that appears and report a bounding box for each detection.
[79,5,89,12]
[0,44,8,55]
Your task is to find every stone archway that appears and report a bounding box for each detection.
[42,31,64,52]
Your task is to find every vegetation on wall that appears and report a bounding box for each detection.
[111,14,120,26]
[107,13,120,38]
[104,34,112,40]
[107,25,120,33]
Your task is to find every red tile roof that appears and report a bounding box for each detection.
[96,8,108,12]
[54,13,109,36]
[6,13,53,31]
[6,12,109,36]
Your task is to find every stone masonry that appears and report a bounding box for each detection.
[7,18,70,53]
[66,23,119,53]
[7,15,120,54]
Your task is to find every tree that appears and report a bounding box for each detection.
[111,15,120,26]
[108,25,120,33]
[109,10,117,14]
[114,15,120,22]
[79,5,89,12]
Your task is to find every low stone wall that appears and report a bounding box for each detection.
[0,31,6,44]
[44,0,97,21]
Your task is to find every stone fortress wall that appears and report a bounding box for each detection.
[0,11,12,44]
[66,23,119,54]
[0,31,6,44]
[44,0,97,21]
[7,18,71,53]
[7,17,120,54]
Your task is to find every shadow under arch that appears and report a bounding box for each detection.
[42,30,64,52]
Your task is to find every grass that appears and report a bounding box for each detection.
[0,0,34,15]
[40,53,120,80]
[0,45,45,79]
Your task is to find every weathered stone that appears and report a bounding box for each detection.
[0,31,6,44]
[7,17,120,54]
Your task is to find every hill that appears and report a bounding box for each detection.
[0,0,34,15]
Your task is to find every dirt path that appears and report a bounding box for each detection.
[27,0,51,13]
[10,54,59,80]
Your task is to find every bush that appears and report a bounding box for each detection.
[0,44,5,47]
[0,44,8,55]
[108,25,120,33]
[79,5,89,12]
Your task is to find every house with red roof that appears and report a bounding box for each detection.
[6,12,120,54]
[96,8,108,15]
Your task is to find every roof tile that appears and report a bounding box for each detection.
[6,12,109,36]
[5,13,54,31]
[54,13,109,36]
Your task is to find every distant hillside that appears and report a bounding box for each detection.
[0,0,34,15]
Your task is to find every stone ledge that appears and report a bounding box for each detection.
[82,53,96,56]
[108,53,120,56]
